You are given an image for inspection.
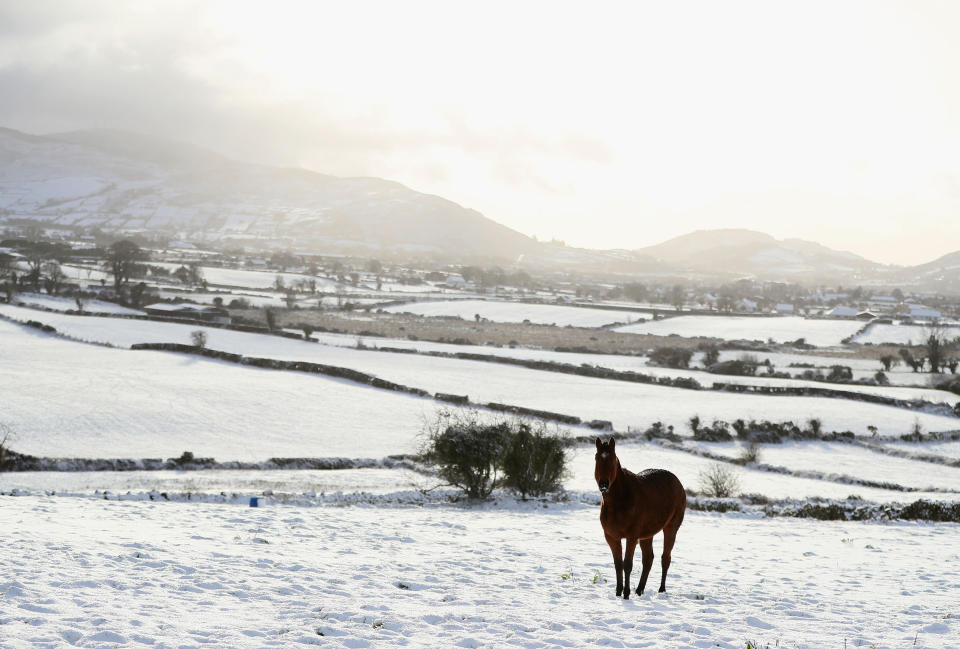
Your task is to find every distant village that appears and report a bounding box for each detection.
[0,224,957,327]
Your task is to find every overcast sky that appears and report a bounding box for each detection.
[1,0,959,265]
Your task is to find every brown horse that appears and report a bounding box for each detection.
[595,437,686,599]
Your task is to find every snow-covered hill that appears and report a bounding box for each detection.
[634,228,884,279]
[0,127,536,260]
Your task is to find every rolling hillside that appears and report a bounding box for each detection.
[0,127,536,261]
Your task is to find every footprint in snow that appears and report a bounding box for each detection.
[745,616,774,630]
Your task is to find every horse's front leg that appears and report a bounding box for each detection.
[604,533,623,597]
[622,538,637,599]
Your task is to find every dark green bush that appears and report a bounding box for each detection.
[900,500,960,522]
[693,419,733,442]
[707,359,757,376]
[648,347,693,369]
[421,411,569,500]
[795,503,847,520]
[826,365,853,381]
[501,422,569,498]
[422,413,511,499]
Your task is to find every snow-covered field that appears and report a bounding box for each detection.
[146,263,341,291]
[615,316,862,347]
[0,318,442,459]
[854,322,960,345]
[14,293,143,315]
[573,444,960,504]
[882,440,960,460]
[5,306,958,441]
[716,349,956,387]
[384,299,644,327]
[3,306,958,450]
[1,495,957,649]
[4,296,960,649]
[684,440,960,493]
[0,467,429,496]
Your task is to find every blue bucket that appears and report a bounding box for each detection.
[249,497,260,507]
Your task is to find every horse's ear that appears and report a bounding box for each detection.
[609,437,616,450]
[595,437,603,449]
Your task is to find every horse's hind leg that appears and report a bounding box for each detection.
[635,538,654,596]
[604,533,624,597]
[659,526,678,593]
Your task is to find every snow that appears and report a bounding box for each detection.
[0,318,442,460]
[615,316,863,346]
[0,495,957,648]
[881,440,960,460]
[3,306,958,447]
[683,441,960,493]
[146,263,341,291]
[0,468,429,496]
[383,299,642,327]
[567,444,960,504]
[715,349,955,388]
[13,293,143,315]
[59,263,111,282]
[854,323,960,345]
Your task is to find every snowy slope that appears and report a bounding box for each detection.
[6,304,956,404]
[854,323,960,345]
[0,127,535,259]
[0,318,443,459]
[3,308,959,449]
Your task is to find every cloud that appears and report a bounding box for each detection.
[0,0,613,189]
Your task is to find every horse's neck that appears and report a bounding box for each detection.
[611,461,633,495]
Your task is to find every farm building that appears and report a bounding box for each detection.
[895,304,942,321]
[827,306,858,318]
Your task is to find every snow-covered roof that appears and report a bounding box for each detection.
[827,306,858,317]
[908,306,941,319]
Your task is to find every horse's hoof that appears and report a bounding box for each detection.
[658,587,666,593]
[635,587,643,596]
[622,592,630,600]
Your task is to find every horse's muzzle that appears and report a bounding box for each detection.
[598,480,609,494]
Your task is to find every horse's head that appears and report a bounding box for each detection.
[594,437,619,494]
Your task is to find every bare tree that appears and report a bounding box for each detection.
[923,324,954,373]
[41,261,67,295]
[879,355,899,372]
[0,422,14,466]
[106,240,146,292]
[697,463,740,497]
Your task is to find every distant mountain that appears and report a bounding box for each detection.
[892,250,960,293]
[3,126,958,286]
[0,127,536,261]
[634,229,883,280]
